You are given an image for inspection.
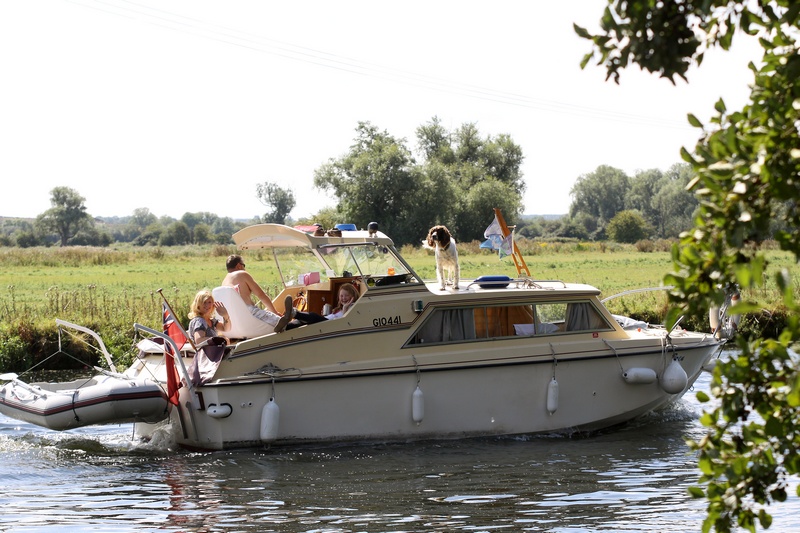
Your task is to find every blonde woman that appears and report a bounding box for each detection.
[188,289,231,344]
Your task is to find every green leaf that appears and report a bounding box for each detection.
[764,415,783,437]
[785,3,800,25]
[573,24,592,39]
[680,147,699,164]
[788,373,800,407]
[687,114,704,128]
[758,509,773,529]
[688,486,705,498]
[698,455,714,475]
[700,412,717,427]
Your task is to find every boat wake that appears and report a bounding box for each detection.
[0,414,183,456]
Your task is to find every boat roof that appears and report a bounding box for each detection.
[233,224,395,250]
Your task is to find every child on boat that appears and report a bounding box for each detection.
[285,283,359,330]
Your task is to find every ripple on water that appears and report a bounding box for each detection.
[2,377,800,533]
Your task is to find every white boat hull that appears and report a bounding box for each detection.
[136,333,719,450]
[0,374,169,431]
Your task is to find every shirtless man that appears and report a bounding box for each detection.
[222,254,293,333]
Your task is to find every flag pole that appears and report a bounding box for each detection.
[493,208,531,277]
[157,288,197,352]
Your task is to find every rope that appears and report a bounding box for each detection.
[15,348,93,381]
[549,343,558,379]
[71,389,81,423]
[603,339,624,373]
[245,363,302,379]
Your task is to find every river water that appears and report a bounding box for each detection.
[2,363,799,533]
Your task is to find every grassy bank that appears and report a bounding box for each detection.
[1,242,796,373]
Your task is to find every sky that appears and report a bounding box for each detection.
[0,0,763,223]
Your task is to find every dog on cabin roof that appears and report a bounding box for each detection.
[424,225,460,290]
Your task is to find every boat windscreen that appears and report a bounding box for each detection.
[273,248,329,288]
[274,244,412,287]
[319,244,410,278]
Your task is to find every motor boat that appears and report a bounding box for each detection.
[130,221,725,450]
[1,221,726,450]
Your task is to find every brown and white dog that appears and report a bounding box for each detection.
[425,225,460,290]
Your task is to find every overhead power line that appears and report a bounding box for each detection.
[69,0,694,130]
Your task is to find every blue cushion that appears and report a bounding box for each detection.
[474,275,512,289]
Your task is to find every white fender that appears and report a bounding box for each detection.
[412,385,424,424]
[546,378,559,415]
[622,367,657,384]
[709,306,720,333]
[660,359,688,394]
[260,397,280,443]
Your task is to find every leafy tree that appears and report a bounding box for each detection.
[256,182,296,224]
[625,168,664,220]
[408,161,459,237]
[480,133,525,195]
[181,211,219,230]
[211,217,236,244]
[415,117,525,241]
[314,122,420,245]
[315,120,525,245]
[459,178,523,241]
[131,208,157,229]
[423,118,525,211]
[133,223,163,246]
[416,116,456,165]
[181,212,203,231]
[15,230,45,248]
[181,212,220,243]
[624,164,700,238]
[649,163,698,238]
[296,206,344,232]
[69,225,113,247]
[36,187,92,246]
[569,165,630,227]
[159,221,191,246]
[606,209,650,243]
[210,217,234,235]
[193,223,212,244]
[453,122,482,166]
[557,216,592,241]
[579,2,800,531]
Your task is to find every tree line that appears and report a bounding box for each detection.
[516,162,699,243]
[0,193,249,248]
[0,118,789,249]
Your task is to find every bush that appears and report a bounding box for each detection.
[607,210,650,243]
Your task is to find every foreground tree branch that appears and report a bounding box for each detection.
[579,2,800,531]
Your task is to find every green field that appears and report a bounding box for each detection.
[0,243,796,372]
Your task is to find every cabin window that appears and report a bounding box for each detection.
[408,300,612,346]
[410,309,477,344]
